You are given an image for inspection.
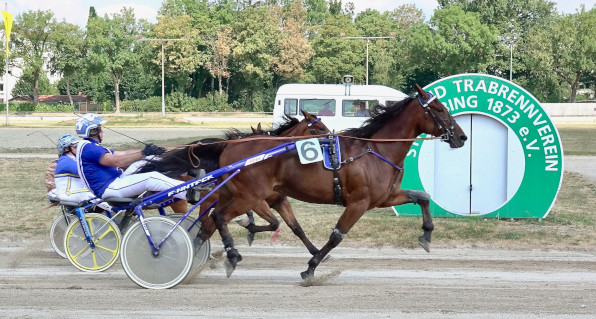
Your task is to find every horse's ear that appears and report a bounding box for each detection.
[302,110,314,118]
[415,84,428,99]
[257,123,262,132]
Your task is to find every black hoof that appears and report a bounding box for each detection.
[300,271,311,280]
[192,237,203,256]
[224,260,235,278]
[246,232,255,246]
[418,235,430,253]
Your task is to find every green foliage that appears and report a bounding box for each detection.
[1,102,74,112]
[12,70,59,96]
[8,2,596,111]
[11,10,59,104]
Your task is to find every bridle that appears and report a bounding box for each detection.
[307,117,324,135]
[417,91,455,140]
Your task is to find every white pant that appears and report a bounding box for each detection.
[102,171,186,200]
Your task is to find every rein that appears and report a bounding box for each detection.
[169,134,441,150]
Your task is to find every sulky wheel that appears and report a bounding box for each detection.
[120,216,193,289]
[167,213,211,266]
[50,212,78,258]
[64,213,121,272]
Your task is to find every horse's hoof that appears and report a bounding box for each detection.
[224,260,236,278]
[246,233,255,246]
[300,270,313,280]
[321,254,333,263]
[418,236,430,253]
[192,237,204,256]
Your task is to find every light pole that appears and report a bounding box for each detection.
[506,22,517,82]
[340,33,395,85]
[137,36,188,117]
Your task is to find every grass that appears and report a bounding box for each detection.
[556,125,596,155]
[2,158,595,250]
[1,120,595,250]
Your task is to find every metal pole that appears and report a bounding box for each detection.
[340,35,394,85]
[161,41,165,117]
[366,39,369,85]
[136,36,187,117]
[509,42,513,82]
[4,2,8,126]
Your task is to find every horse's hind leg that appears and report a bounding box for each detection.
[300,206,366,280]
[269,195,320,256]
[243,200,280,246]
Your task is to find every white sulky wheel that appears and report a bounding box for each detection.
[64,213,121,272]
[50,212,78,258]
[167,213,211,266]
[120,216,193,289]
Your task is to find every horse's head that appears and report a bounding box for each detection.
[251,123,264,135]
[301,110,330,135]
[414,84,467,148]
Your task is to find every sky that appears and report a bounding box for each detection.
[5,0,596,27]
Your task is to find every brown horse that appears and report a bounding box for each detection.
[193,84,467,279]
[141,111,330,256]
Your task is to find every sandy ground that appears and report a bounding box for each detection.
[1,239,595,319]
[1,127,595,318]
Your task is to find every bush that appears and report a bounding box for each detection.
[0,103,75,112]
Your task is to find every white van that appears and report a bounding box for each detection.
[272,83,408,132]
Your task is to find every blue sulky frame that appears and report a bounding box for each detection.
[131,141,300,257]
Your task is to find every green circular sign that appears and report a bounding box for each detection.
[395,74,564,218]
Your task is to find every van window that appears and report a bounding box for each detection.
[284,99,298,116]
[342,100,378,117]
[300,99,335,116]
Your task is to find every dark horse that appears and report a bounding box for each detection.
[187,84,467,279]
[140,111,330,256]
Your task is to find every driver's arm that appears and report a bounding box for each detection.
[99,150,144,168]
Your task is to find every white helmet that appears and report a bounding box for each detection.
[56,135,78,155]
[76,113,106,138]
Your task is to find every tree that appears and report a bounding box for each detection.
[151,14,204,93]
[522,8,596,102]
[12,69,58,96]
[407,6,498,78]
[205,26,233,95]
[270,0,314,85]
[48,21,85,106]
[229,6,281,111]
[309,14,363,83]
[11,10,58,105]
[86,7,148,113]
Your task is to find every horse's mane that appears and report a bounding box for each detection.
[139,116,303,177]
[137,137,226,177]
[271,116,300,135]
[225,115,300,139]
[342,97,414,138]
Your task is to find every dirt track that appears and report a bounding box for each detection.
[1,239,595,318]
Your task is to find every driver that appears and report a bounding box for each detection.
[75,113,189,202]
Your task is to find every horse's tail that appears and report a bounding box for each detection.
[138,138,225,177]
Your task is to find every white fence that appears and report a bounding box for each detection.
[542,103,596,123]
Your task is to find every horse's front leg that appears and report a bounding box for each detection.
[380,189,433,253]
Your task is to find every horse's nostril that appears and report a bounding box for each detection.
[460,135,467,141]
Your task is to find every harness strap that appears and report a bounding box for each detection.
[341,142,403,171]
[327,136,344,206]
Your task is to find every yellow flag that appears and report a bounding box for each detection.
[1,10,13,58]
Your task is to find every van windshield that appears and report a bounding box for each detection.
[300,99,336,116]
